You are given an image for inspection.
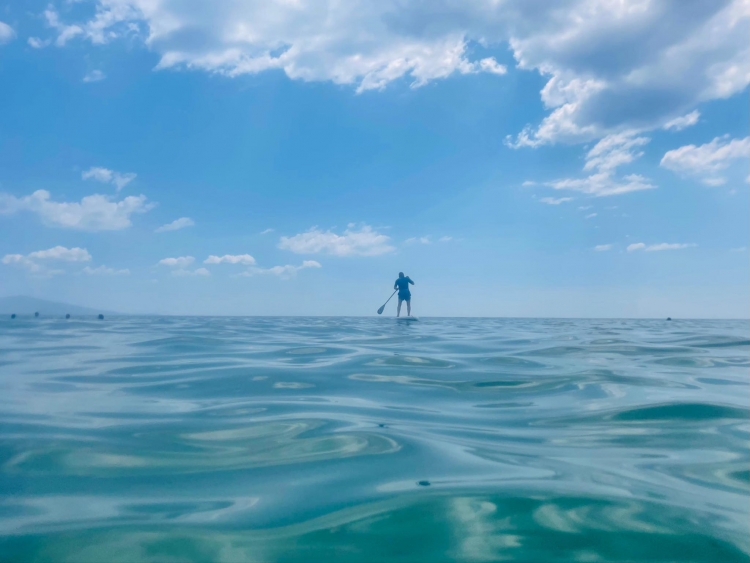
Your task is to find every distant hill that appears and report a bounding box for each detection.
[0,296,121,316]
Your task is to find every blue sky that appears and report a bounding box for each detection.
[1,0,748,317]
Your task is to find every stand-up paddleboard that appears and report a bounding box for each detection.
[396,316,419,321]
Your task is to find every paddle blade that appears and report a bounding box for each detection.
[377,305,385,315]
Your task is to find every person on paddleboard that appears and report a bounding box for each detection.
[394,272,415,317]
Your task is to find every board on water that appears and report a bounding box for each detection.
[396,316,419,321]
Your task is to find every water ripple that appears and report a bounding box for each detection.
[0,316,747,561]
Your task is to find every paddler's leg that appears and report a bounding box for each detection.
[406,299,411,317]
[397,298,403,317]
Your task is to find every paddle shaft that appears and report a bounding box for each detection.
[377,290,398,314]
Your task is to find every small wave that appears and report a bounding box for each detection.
[273,382,315,389]
[367,356,454,368]
[612,402,749,422]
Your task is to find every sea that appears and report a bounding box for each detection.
[0,316,748,562]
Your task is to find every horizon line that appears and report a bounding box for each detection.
[3,313,748,321]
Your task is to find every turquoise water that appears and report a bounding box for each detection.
[0,316,748,562]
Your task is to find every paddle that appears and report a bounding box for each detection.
[377,290,397,315]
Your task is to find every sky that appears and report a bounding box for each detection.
[0,0,748,318]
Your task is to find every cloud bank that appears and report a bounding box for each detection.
[37,0,749,144]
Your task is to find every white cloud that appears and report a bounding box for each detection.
[0,21,15,44]
[83,69,106,82]
[477,58,507,76]
[204,254,256,265]
[260,228,274,235]
[643,243,696,252]
[158,256,194,268]
[239,260,321,279]
[521,181,537,187]
[730,246,747,252]
[663,111,701,131]
[584,133,650,173]
[539,197,572,205]
[628,242,695,252]
[155,217,194,232]
[439,236,453,242]
[627,243,646,252]
[585,213,597,219]
[547,172,655,197]
[405,236,431,245]
[1,254,64,277]
[279,224,394,256]
[542,132,657,197]
[2,246,91,276]
[28,37,50,49]
[28,246,92,262]
[83,265,130,275]
[0,189,153,231]
[660,135,750,185]
[160,257,210,277]
[2,254,40,272]
[594,244,612,251]
[82,166,136,191]
[44,7,84,46]
[43,5,143,47]
[172,267,210,277]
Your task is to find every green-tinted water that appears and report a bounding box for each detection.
[1,317,748,562]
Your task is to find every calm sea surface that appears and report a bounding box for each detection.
[0,316,748,562]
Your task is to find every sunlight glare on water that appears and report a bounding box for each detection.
[0,316,748,562]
